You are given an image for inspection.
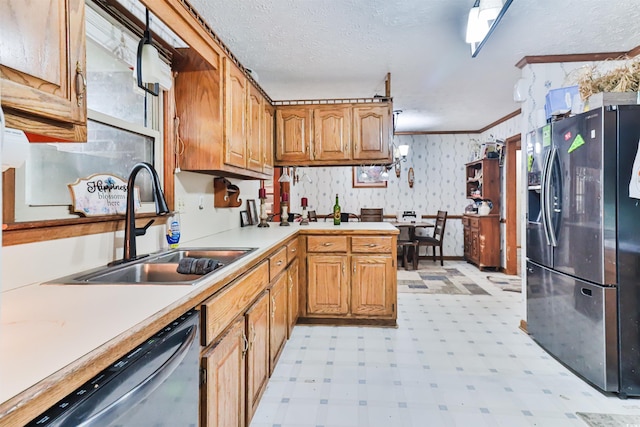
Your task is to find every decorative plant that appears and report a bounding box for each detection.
[574,59,640,100]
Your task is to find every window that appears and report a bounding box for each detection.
[11,1,166,222]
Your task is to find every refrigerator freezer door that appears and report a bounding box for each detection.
[615,105,640,396]
[527,261,618,392]
[551,111,606,284]
[526,128,553,267]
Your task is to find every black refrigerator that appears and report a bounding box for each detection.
[526,104,640,397]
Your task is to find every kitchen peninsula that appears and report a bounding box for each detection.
[0,222,397,426]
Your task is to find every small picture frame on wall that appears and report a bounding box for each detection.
[240,210,250,227]
[247,199,258,225]
[352,166,388,188]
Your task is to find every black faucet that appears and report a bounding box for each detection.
[121,162,170,264]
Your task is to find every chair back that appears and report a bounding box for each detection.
[360,208,383,222]
[432,210,448,242]
[340,212,360,222]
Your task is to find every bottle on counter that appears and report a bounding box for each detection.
[166,212,181,248]
[333,193,341,226]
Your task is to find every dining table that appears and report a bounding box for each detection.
[389,221,434,269]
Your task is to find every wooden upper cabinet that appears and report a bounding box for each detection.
[274,102,392,166]
[247,85,263,173]
[314,106,351,161]
[174,47,223,171]
[0,0,87,141]
[352,104,391,161]
[224,59,247,169]
[276,107,313,163]
[262,104,275,176]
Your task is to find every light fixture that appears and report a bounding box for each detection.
[278,167,292,183]
[478,0,502,22]
[136,9,162,96]
[381,110,410,179]
[465,5,488,44]
[466,0,513,58]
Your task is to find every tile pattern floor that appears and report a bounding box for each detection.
[250,262,640,427]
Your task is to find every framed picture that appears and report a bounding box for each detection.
[247,199,258,225]
[240,210,250,227]
[352,166,388,188]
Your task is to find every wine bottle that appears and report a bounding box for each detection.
[333,193,341,226]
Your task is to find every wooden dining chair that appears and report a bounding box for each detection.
[360,208,383,222]
[415,210,448,266]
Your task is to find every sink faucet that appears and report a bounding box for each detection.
[121,162,170,264]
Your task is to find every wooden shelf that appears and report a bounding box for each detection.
[214,177,242,208]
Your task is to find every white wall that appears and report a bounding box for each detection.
[1,172,260,291]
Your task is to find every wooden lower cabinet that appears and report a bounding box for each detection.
[269,272,289,372]
[287,258,299,337]
[303,234,397,325]
[307,254,349,315]
[462,214,500,269]
[201,316,246,427]
[245,292,270,424]
[351,255,394,316]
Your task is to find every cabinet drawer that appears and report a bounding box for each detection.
[307,236,348,252]
[469,217,480,228]
[286,238,299,263]
[352,236,393,253]
[201,261,269,346]
[269,246,288,280]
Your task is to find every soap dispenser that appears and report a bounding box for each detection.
[166,212,181,248]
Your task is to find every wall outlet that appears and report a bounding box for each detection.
[176,197,186,212]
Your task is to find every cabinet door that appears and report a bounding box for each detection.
[275,107,312,162]
[463,225,471,260]
[287,258,299,337]
[1,0,87,140]
[246,292,270,424]
[224,59,247,168]
[262,103,275,175]
[247,84,263,172]
[352,105,391,161]
[270,272,289,371]
[470,228,480,264]
[313,106,351,161]
[201,317,246,427]
[351,255,395,316]
[307,255,349,315]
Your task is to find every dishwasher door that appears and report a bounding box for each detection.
[27,310,201,427]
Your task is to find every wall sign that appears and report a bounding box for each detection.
[68,174,139,216]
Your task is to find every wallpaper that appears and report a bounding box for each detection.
[287,122,520,258]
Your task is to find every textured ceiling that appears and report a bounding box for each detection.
[184,0,640,132]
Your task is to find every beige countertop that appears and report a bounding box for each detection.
[0,222,397,422]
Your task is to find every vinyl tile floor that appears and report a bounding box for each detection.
[250,262,640,427]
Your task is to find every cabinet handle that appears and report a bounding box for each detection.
[353,265,356,274]
[323,242,332,246]
[276,260,283,266]
[342,264,345,275]
[271,295,276,318]
[368,243,377,247]
[250,325,256,350]
[75,61,86,107]
[354,143,358,152]
[242,331,249,357]
[291,248,297,252]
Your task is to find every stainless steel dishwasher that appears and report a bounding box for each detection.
[27,309,200,426]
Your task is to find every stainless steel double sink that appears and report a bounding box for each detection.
[43,247,256,286]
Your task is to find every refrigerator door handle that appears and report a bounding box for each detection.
[540,147,553,246]
[544,146,559,247]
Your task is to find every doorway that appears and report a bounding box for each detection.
[505,134,522,275]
